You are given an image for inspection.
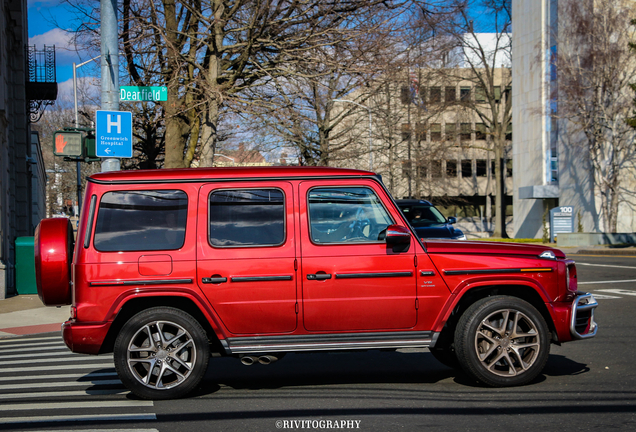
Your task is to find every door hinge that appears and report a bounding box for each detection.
[294,259,298,271]
[415,298,419,310]
[295,302,299,314]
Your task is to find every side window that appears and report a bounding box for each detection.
[94,190,188,252]
[308,187,393,244]
[209,189,285,247]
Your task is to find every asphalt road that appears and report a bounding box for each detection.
[2,253,635,432]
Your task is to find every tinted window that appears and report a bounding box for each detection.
[209,189,284,247]
[400,205,447,227]
[308,187,393,244]
[94,190,188,252]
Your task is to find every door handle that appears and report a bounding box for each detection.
[307,273,332,280]
[202,277,227,284]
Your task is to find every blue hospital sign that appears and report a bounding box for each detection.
[95,110,133,158]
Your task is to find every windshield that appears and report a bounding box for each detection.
[400,205,447,227]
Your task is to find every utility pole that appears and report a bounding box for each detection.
[100,0,120,172]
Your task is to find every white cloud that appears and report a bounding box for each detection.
[29,28,79,63]
[56,76,101,106]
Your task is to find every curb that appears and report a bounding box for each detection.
[574,249,636,256]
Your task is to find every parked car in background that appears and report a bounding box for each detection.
[396,199,466,240]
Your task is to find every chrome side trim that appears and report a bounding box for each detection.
[224,331,439,354]
[570,292,598,340]
[444,268,553,276]
[335,272,413,279]
[89,279,193,287]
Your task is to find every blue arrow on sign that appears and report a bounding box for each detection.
[95,110,133,158]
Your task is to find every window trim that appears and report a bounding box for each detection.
[207,187,287,249]
[93,189,189,253]
[306,185,395,246]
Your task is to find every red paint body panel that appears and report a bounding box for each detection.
[42,167,589,356]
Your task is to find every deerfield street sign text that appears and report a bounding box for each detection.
[120,86,168,102]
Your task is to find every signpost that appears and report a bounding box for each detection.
[550,206,575,243]
[120,86,167,102]
[95,110,133,158]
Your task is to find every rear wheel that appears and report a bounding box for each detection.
[454,296,550,387]
[114,307,210,400]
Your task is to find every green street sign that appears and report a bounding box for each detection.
[120,86,167,102]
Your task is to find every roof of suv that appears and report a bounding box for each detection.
[89,166,376,184]
[395,199,433,206]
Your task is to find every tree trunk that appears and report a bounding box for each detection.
[493,142,508,238]
[199,100,220,167]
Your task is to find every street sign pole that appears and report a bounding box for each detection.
[101,0,120,172]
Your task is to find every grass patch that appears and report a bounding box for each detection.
[471,237,552,244]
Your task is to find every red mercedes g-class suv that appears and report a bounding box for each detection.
[35,166,597,399]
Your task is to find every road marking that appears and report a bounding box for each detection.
[0,400,153,412]
[0,379,122,391]
[0,413,157,424]
[577,262,636,269]
[0,336,60,345]
[596,289,636,296]
[0,389,127,400]
[2,350,93,360]
[588,294,622,299]
[578,279,636,285]
[0,363,114,374]
[0,341,64,351]
[0,371,117,382]
[1,356,112,366]
[0,344,67,354]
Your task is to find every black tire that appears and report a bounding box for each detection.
[454,296,550,387]
[429,346,461,370]
[114,307,210,400]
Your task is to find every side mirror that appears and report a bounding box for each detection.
[385,224,411,245]
[448,217,457,224]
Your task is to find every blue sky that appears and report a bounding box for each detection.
[28,0,99,100]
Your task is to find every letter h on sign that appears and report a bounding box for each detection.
[107,114,122,134]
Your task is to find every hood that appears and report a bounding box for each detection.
[423,240,566,259]
[413,225,462,239]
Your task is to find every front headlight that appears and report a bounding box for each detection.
[453,234,467,240]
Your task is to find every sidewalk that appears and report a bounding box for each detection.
[0,295,70,338]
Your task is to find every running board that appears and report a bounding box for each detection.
[222,331,439,354]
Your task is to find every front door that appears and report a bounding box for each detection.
[299,180,418,332]
[196,182,297,335]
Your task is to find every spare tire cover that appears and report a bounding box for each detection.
[35,218,74,306]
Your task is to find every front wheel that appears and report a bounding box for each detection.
[454,296,550,387]
[114,307,210,400]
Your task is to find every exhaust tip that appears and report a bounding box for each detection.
[240,356,256,366]
[258,355,278,365]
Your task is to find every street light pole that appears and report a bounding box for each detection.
[72,56,100,213]
[333,99,373,171]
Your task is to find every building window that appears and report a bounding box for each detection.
[475,86,487,103]
[494,86,502,103]
[445,86,456,103]
[400,86,411,104]
[445,123,455,142]
[506,159,513,177]
[416,161,428,179]
[446,160,457,177]
[401,123,411,141]
[431,160,443,177]
[506,123,512,140]
[475,123,487,140]
[415,123,426,141]
[476,159,488,177]
[430,123,442,141]
[460,123,472,141]
[401,160,412,179]
[461,160,473,177]
[430,87,441,103]
[460,87,471,102]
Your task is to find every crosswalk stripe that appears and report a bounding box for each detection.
[0,336,61,345]
[2,356,113,366]
[0,341,65,351]
[0,389,127,400]
[0,379,122,391]
[0,363,114,373]
[0,413,157,424]
[2,350,91,360]
[0,400,153,411]
[0,371,117,382]
[0,344,68,354]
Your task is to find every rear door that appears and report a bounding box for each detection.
[196,182,297,335]
[299,180,418,332]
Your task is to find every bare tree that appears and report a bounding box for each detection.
[552,0,636,232]
[420,0,512,237]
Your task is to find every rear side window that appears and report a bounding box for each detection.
[209,189,285,247]
[308,187,393,244]
[94,190,188,252]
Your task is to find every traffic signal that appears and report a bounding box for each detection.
[53,131,83,156]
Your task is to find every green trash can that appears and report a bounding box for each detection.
[15,236,38,295]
